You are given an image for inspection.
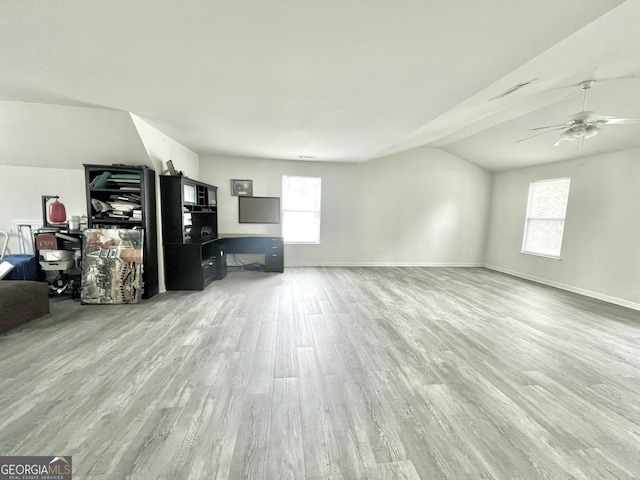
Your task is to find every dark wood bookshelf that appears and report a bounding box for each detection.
[160,175,222,290]
[84,164,159,298]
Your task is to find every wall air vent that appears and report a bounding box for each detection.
[489,79,537,101]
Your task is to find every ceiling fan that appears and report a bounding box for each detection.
[518,80,640,147]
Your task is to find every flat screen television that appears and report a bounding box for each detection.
[238,196,281,224]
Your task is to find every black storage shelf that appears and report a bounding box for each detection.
[89,220,144,227]
[89,218,143,223]
[160,176,221,290]
[89,188,142,193]
[84,164,159,298]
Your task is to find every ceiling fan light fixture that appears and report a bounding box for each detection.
[566,124,599,139]
[556,124,599,145]
[520,79,637,146]
[584,124,599,139]
[560,128,578,141]
[572,126,587,138]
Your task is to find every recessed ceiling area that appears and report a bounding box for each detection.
[1,0,639,170]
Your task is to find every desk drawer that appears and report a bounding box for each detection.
[265,252,283,272]
[202,260,216,288]
[265,237,283,254]
[202,259,216,281]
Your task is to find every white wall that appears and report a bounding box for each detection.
[0,165,86,255]
[485,147,640,309]
[131,114,200,179]
[130,114,201,292]
[200,146,492,266]
[0,102,152,170]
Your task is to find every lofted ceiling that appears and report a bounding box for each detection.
[1,0,639,171]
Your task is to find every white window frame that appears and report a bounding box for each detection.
[282,175,321,244]
[522,177,571,259]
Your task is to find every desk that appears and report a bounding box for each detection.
[219,234,284,273]
[163,235,283,291]
[164,237,221,290]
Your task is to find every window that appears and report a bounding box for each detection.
[282,176,321,243]
[522,178,571,258]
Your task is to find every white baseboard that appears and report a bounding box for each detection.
[233,261,639,311]
[485,264,640,312]
[285,262,484,267]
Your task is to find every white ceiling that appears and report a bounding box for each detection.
[1,0,639,171]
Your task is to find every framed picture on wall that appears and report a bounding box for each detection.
[231,179,253,196]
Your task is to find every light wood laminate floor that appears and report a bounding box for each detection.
[1,267,640,479]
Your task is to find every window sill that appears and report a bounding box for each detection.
[520,251,562,261]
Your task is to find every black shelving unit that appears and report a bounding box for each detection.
[160,175,222,290]
[83,164,159,298]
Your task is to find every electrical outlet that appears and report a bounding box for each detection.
[378,248,384,255]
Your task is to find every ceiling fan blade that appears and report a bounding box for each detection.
[553,136,567,147]
[598,116,640,125]
[516,126,567,143]
[529,123,571,131]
